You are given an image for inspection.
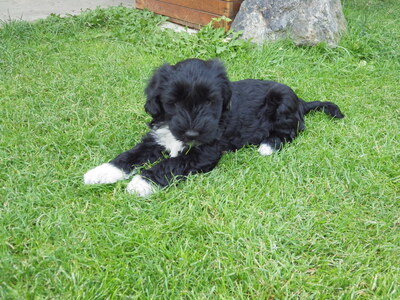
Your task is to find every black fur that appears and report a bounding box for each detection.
[90,59,344,191]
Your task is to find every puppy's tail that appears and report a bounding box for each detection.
[300,99,345,119]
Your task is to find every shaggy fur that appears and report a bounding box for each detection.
[84,58,344,196]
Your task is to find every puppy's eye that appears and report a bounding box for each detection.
[166,102,177,108]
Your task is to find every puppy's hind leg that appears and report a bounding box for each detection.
[258,136,284,156]
[84,133,165,184]
[259,84,303,156]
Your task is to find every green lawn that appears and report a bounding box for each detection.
[1,0,399,298]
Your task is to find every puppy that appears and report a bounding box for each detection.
[84,59,344,196]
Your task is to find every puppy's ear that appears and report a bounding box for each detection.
[208,59,232,111]
[221,79,232,111]
[144,63,173,118]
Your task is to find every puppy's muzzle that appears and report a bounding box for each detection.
[184,130,199,140]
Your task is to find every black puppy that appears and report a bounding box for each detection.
[84,59,344,196]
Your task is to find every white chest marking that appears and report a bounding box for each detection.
[152,126,185,157]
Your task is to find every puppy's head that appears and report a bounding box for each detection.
[145,59,232,145]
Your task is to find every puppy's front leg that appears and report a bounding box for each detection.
[84,133,165,184]
[126,144,222,197]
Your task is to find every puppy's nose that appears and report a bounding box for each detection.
[185,130,199,139]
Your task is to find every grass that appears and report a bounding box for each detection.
[0,0,399,298]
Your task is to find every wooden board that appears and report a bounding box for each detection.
[136,0,243,30]
[146,0,242,16]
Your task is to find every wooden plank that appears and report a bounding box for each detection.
[136,0,242,30]
[167,17,204,30]
[167,16,231,30]
[151,0,241,16]
[137,0,220,26]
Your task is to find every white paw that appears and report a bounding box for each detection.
[126,175,155,197]
[84,163,129,184]
[258,143,275,156]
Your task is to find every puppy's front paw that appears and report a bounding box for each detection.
[126,175,155,197]
[84,163,129,184]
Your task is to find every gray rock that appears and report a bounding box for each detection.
[231,0,346,46]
